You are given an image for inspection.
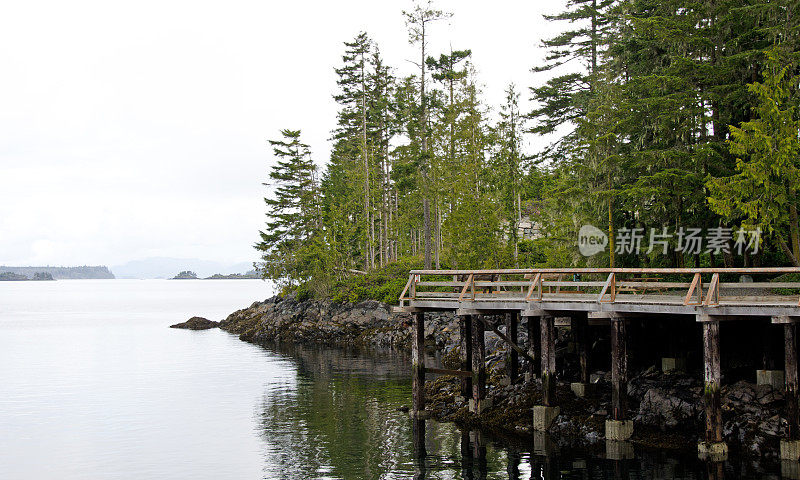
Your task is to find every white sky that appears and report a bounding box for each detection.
[0,0,569,267]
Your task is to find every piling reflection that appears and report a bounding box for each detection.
[252,341,784,480]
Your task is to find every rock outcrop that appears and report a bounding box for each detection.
[219,293,790,457]
[170,316,219,330]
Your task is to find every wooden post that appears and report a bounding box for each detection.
[527,315,539,379]
[412,418,426,459]
[412,311,425,414]
[541,315,556,406]
[703,320,722,444]
[610,317,628,420]
[574,313,590,384]
[459,314,473,398]
[506,449,520,480]
[506,312,519,382]
[786,323,799,440]
[472,315,486,409]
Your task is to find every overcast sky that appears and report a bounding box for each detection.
[0,0,568,268]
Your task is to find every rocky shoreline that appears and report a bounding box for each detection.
[217,294,788,459]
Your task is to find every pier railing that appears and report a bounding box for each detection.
[397,267,800,309]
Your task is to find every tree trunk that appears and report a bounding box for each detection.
[777,233,800,267]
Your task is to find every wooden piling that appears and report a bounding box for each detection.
[505,312,519,382]
[412,311,425,414]
[610,317,628,420]
[574,313,589,384]
[703,319,723,444]
[786,323,799,440]
[459,315,473,398]
[528,315,540,379]
[472,315,486,408]
[541,315,556,406]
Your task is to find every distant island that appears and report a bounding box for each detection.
[0,271,55,281]
[204,271,260,279]
[0,266,114,279]
[171,270,260,280]
[172,270,198,279]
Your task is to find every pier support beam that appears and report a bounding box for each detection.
[534,314,559,431]
[699,317,727,461]
[412,312,426,416]
[459,314,473,400]
[606,316,632,441]
[780,318,800,460]
[541,314,556,406]
[470,315,489,413]
[571,313,592,398]
[527,314,540,381]
[505,312,519,384]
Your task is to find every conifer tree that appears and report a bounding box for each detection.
[403,0,451,269]
[256,129,320,284]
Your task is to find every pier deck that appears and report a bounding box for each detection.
[394,267,800,462]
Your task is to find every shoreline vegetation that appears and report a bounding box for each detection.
[0,265,113,280]
[170,270,260,280]
[0,271,54,281]
[213,292,789,461]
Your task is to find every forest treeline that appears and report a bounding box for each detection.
[256,0,800,295]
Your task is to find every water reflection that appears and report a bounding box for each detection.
[256,342,783,479]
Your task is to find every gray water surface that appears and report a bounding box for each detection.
[0,280,776,479]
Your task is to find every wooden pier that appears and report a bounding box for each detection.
[394,267,800,461]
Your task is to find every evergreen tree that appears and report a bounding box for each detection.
[256,129,320,285]
[403,0,451,269]
[708,48,800,265]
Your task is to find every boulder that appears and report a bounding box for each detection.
[170,316,219,330]
[636,387,698,429]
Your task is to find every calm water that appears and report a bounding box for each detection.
[0,280,778,479]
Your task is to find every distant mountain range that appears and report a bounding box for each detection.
[0,266,114,279]
[111,257,256,279]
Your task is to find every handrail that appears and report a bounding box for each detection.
[409,267,800,275]
[399,267,800,307]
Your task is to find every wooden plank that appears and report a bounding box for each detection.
[477,316,534,363]
[541,315,556,406]
[702,319,722,443]
[410,267,800,275]
[598,273,616,303]
[426,367,473,378]
[416,281,465,287]
[684,273,703,306]
[398,275,413,306]
[459,315,472,398]
[525,273,542,301]
[610,316,628,420]
[458,274,473,302]
[704,273,720,306]
[786,323,799,441]
[412,312,425,413]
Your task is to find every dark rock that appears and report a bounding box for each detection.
[170,316,219,330]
